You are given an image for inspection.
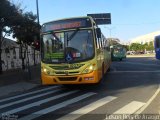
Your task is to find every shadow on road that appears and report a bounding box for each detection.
[60,57,160,96]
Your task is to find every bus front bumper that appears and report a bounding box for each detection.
[41,70,99,85]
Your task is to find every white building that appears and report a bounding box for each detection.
[1,38,40,71]
[130,31,160,45]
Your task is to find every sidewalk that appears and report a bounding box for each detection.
[0,82,38,97]
[0,64,41,97]
[127,54,155,58]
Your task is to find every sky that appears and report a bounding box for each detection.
[11,0,160,43]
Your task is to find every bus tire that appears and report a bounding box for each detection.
[102,63,105,81]
[107,67,111,72]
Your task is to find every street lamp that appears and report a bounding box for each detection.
[104,26,116,46]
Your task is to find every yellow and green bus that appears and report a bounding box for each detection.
[41,16,111,85]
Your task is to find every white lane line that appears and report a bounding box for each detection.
[120,62,160,67]
[113,101,145,114]
[0,86,59,103]
[19,92,96,120]
[135,84,160,114]
[109,71,160,73]
[57,96,117,120]
[0,89,61,109]
[2,91,78,115]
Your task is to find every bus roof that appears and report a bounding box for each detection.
[41,16,97,32]
[42,16,96,26]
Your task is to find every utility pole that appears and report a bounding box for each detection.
[105,26,116,38]
[33,0,40,65]
[34,0,40,66]
[0,28,2,74]
[36,0,40,26]
[0,18,4,74]
[104,26,116,46]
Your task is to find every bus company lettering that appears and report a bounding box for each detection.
[68,64,84,69]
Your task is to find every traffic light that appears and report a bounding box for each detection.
[34,40,40,51]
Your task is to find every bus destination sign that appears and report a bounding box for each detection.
[42,18,92,32]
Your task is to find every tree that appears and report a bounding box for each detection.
[12,12,40,67]
[130,42,154,53]
[12,12,40,46]
[122,45,129,51]
[108,38,120,46]
[0,0,23,74]
[147,41,154,51]
[0,0,40,73]
[130,43,143,51]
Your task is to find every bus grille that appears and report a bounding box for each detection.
[58,77,77,81]
[50,64,84,70]
[55,71,79,74]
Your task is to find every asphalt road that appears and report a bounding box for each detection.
[0,57,160,120]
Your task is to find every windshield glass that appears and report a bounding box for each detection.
[42,29,94,63]
[113,47,123,53]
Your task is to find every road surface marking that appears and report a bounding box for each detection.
[19,92,96,120]
[135,84,160,114]
[57,96,117,120]
[109,71,160,73]
[120,62,160,67]
[0,86,59,103]
[105,101,145,120]
[2,91,78,115]
[0,89,61,109]
[113,101,145,114]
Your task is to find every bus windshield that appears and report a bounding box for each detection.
[42,29,94,63]
[113,47,123,53]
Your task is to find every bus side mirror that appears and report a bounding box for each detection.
[96,28,101,38]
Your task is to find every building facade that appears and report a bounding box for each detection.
[1,38,40,71]
[130,31,160,45]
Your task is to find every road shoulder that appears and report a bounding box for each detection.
[0,82,39,98]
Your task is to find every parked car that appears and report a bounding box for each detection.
[127,51,135,55]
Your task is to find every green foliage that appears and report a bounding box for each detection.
[0,0,40,47]
[122,45,129,51]
[0,0,24,30]
[146,41,154,51]
[0,0,40,73]
[12,12,40,46]
[130,42,154,51]
[130,43,141,51]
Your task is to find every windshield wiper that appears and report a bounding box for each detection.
[67,28,79,46]
[52,32,60,41]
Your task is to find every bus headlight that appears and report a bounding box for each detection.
[82,64,95,74]
[42,68,50,75]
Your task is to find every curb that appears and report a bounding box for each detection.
[0,82,39,98]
